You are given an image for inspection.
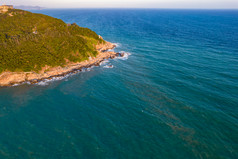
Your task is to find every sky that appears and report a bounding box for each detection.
[3,0,238,9]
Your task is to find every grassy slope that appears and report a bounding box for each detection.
[0,9,105,73]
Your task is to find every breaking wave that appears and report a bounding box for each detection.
[116,51,131,60]
[99,60,109,66]
[113,43,121,48]
[103,64,114,68]
[10,49,130,87]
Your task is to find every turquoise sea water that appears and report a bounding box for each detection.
[0,9,238,158]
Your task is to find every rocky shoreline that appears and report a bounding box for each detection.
[0,41,123,87]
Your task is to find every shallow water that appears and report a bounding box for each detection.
[0,9,238,158]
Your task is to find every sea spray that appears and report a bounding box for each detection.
[116,51,131,60]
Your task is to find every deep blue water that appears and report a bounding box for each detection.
[0,9,238,158]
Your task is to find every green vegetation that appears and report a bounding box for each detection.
[0,9,105,73]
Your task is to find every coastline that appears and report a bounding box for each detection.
[0,41,123,87]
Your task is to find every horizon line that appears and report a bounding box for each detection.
[5,4,238,10]
[36,7,238,10]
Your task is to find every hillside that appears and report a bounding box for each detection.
[0,9,105,73]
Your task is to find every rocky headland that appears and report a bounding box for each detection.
[0,41,124,87]
[0,9,127,87]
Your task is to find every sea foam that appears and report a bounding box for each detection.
[103,64,114,68]
[116,51,131,60]
[113,43,121,48]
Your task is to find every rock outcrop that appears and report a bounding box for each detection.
[0,5,13,13]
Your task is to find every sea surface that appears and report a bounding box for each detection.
[0,9,238,158]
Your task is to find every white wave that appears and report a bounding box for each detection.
[12,83,20,87]
[35,69,85,86]
[36,80,50,86]
[107,49,114,52]
[100,60,109,66]
[113,43,121,48]
[81,66,95,72]
[103,64,114,68]
[116,51,131,60]
[34,65,98,86]
[106,43,121,52]
[36,77,61,86]
[34,73,72,86]
[10,49,131,87]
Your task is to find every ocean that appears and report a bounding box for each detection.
[0,9,237,158]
